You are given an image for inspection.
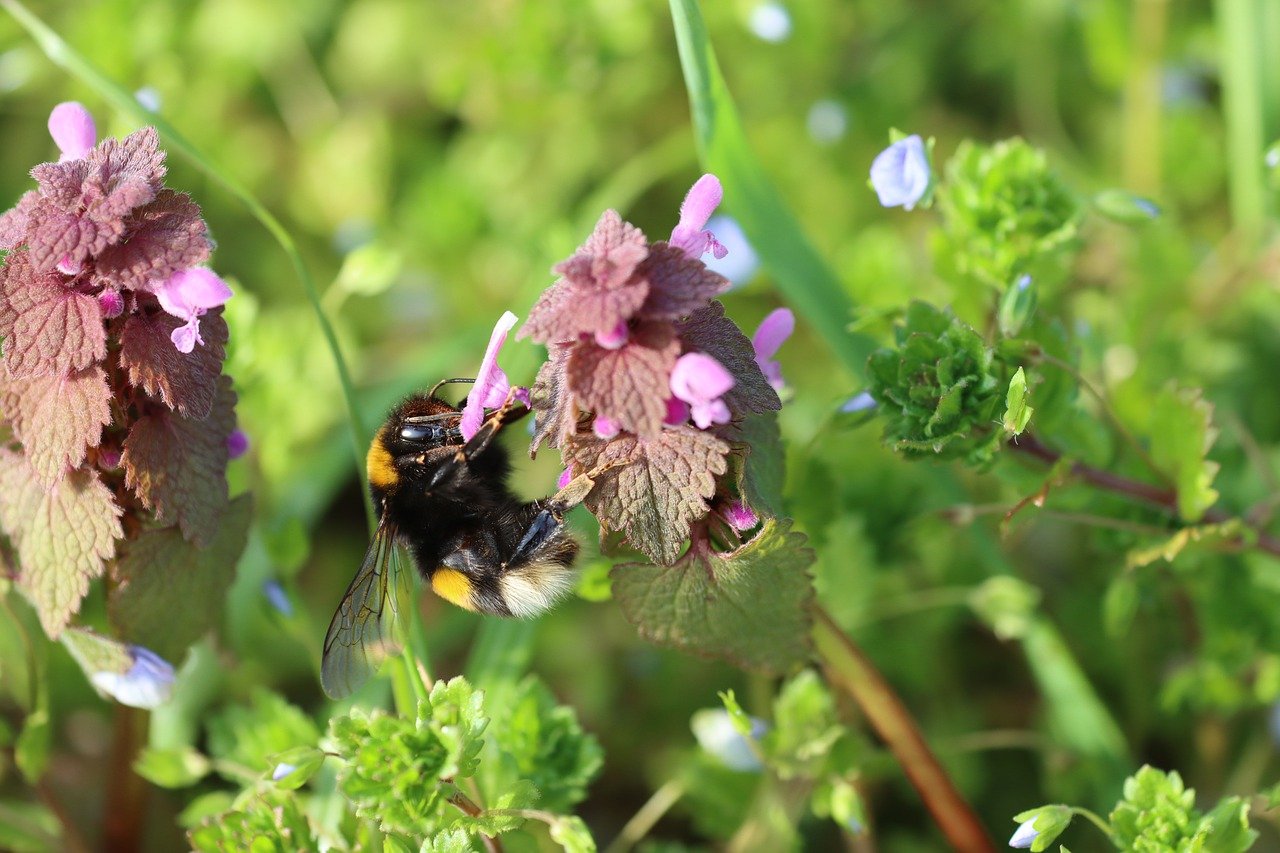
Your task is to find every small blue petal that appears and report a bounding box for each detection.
[870,135,930,210]
[1008,818,1039,848]
[691,710,767,772]
[272,762,298,781]
[262,580,294,617]
[1015,274,1032,291]
[841,391,877,414]
[90,645,175,709]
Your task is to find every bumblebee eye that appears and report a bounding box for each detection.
[399,423,443,442]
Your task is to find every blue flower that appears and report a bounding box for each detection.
[840,391,877,414]
[262,580,293,617]
[691,709,769,772]
[870,135,930,210]
[272,762,298,781]
[1008,818,1039,848]
[90,645,175,709]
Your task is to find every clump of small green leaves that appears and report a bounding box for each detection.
[933,138,1080,292]
[867,301,1007,464]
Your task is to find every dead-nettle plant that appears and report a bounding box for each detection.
[0,102,250,705]
[515,176,815,672]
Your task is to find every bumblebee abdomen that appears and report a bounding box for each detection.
[367,427,398,489]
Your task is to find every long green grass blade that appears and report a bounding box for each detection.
[669,0,876,377]
[0,0,375,532]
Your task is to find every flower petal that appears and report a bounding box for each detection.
[48,102,97,162]
[593,415,619,439]
[460,311,519,440]
[1008,819,1039,849]
[670,352,735,405]
[752,308,794,361]
[170,319,201,354]
[670,174,726,258]
[90,645,175,709]
[870,135,930,210]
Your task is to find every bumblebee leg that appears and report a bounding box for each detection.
[426,400,530,491]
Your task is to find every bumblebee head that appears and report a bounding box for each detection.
[366,396,463,493]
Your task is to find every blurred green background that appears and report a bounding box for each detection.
[2,0,1280,849]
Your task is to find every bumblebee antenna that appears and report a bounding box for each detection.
[428,377,476,398]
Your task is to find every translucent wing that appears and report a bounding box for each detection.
[320,517,412,699]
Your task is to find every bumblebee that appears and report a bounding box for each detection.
[321,380,579,699]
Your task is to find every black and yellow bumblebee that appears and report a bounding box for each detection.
[320,380,579,699]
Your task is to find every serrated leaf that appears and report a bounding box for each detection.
[571,425,730,565]
[735,413,784,517]
[122,375,235,546]
[566,322,679,438]
[207,688,320,783]
[676,302,781,417]
[549,816,597,853]
[94,189,210,291]
[133,746,211,788]
[0,366,111,484]
[1003,367,1033,436]
[0,249,105,378]
[109,494,251,660]
[1149,385,1220,521]
[636,241,730,319]
[420,829,472,853]
[0,451,121,635]
[611,518,814,673]
[120,307,227,419]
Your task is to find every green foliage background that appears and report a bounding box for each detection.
[2,0,1280,849]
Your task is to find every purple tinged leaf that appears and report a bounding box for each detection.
[0,366,111,484]
[48,102,97,162]
[120,307,227,419]
[0,249,106,378]
[0,450,122,636]
[570,424,729,565]
[528,344,576,454]
[122,376,236,547]
[677,302,781,417]
[634,242,731,320]
[90,646,175,709]
[94,190,211,292]
[0,191,39,249]
[460,311,517,441]
[566,321,680,438]
[610,519,814,672]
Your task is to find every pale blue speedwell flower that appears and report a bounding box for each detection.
[691,709,769,772]
[272,763,298,781]
[90,646,175,709]
[870,135,930,210]
[1008,818,1039,848]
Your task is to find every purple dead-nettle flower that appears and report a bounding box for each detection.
[594,320,629,350]
[98,289,125,319]
[721,499,760,532]
[48,101,96,162]
[670,174,729,260]
[460,310,519,441]
[155,266,233,353]
[670,352,735,429]
[556,468,573,490]
[1007,819,1039,849]
[90,645,175,709]
[701,215,758,285]
[752,308,794,392]
[227,428,250,460]
[593,415,619,440]
[870,134,930,210]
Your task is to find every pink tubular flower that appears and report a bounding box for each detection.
[670,352,735,429]
[593,416,619,440]
[460,311,519,441]
[98,290,124,320]
[721,500,759,531]
[556,468,573,490]
[48,102,96,162]
[155,267,233,354]
[594,320,629,350]
[751,308,794,391]
[670,174,729,260]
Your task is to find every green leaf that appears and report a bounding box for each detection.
[60,626,132,678]
[668,0,875,376]
[206,688,320,783]
[133,746,211,789]
[453,780,537,836]
[188,793,315,852]
[549,815,597,853]
[764,670,845,780]
[1003,367,1034,436]
[998,274,1038,337]
[1149,385,1220,522]
[717,690,753,738]
[109,494,253,660]
[1199,797,1257,853]
[0,799,60,852]
[13,710,48,784]
[419,829,473,853]
[0,450,122,636]
[611,518,814,674]
[265,746,326,790]
[969,576,1042,641]
[736,413,784,517]
[423,676,489,781]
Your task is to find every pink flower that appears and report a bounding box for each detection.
[751,308,794,391]
[670,352,734,429]
[98,290,124,319]
[154,267,233,353]
[670,174,729,260]
[227,429,250,460]
[556,468,573,490]
[460,311,518,441]
[594,320,629,350]
[664,396,691,426]
[721,500,759,531]
[593,416,619,439]
[48,102,96,162]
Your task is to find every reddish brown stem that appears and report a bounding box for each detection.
[813,607,995,852]
[1007,433,1280,558]
[102,705,148,851]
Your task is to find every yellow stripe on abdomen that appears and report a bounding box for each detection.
[431,568,477,611]
[366,429,398,489]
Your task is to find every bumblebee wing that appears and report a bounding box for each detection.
[320,518,410,699]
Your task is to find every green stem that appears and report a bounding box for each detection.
[0,0,375,532]
[1122,0,1168,195]
[1214,0,1267,239]
[603,779,686,853]
[812,606,995,852]
[1070,806,1116,841]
